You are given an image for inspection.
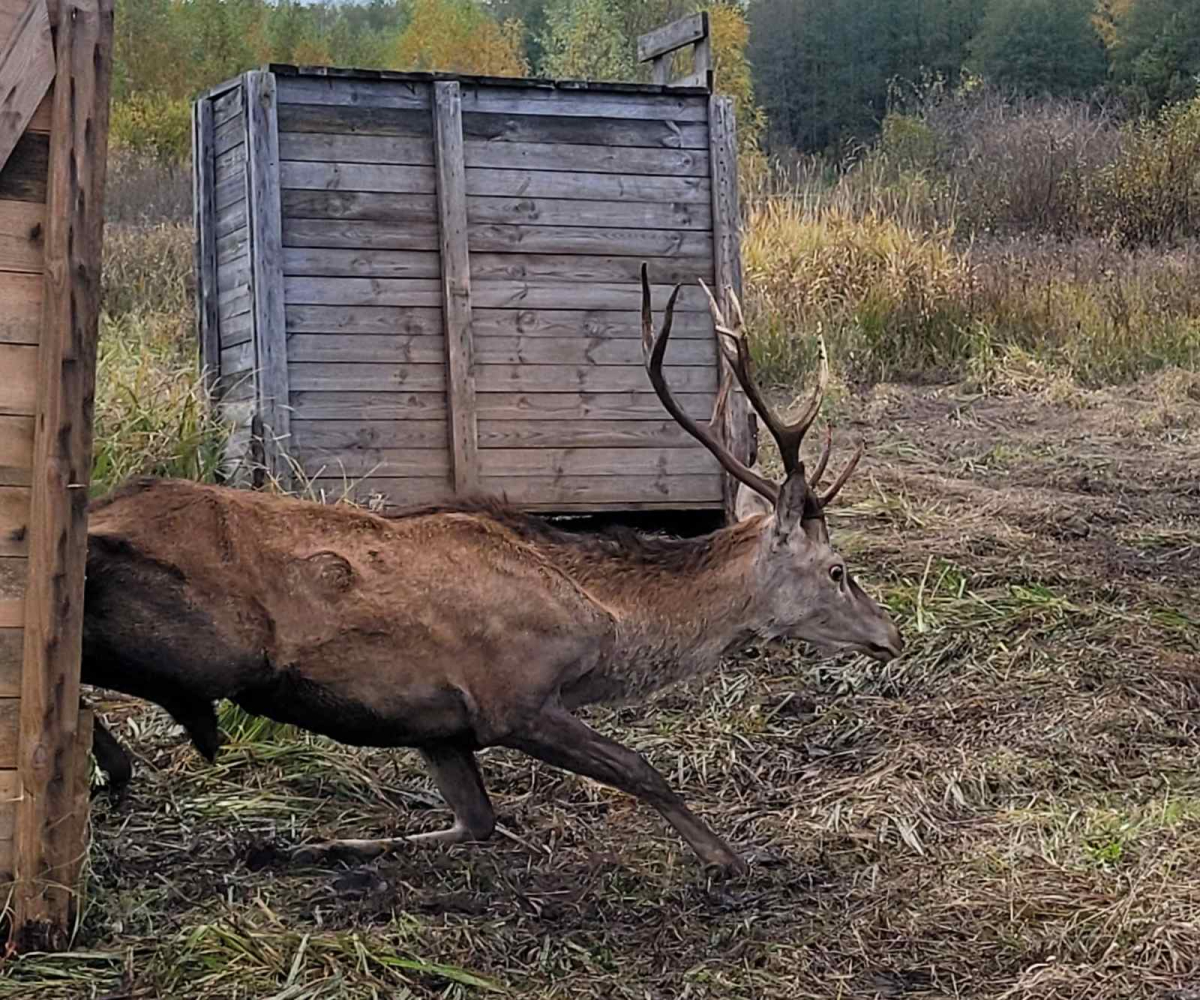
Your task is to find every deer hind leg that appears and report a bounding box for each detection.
[290,742,495,865]
[505,706,747,876]
[91,714,133,795]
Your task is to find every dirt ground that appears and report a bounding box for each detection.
[5,375,1200,1000]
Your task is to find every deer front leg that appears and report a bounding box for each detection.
[291,742,495,865]
[505,706,748,876]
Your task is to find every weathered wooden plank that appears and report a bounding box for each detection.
[466,168,709,203]
[214,172,245,212]
[219,340,254,375]
[290,391,447,421]
[214,113,245,156]
[280,160,436,195]
[459,87,707,122]
[0,555,26,622]
[0,485,29,555]
[481,447,718,478]
[0,630,19,696]
[0,414,33,486]
[471,252,711,285]
[475,392,715,422]
[277,103,432,138]
[462,113,707,150]
[0,344,37,414]
[475,363,713,393]
[463,139,708,176]
[468,195,710,231]
[709,94,752,522]
[193,98,219,393]
[14,0,113,950]
[477,419,698,449]
[246,70,291,484]
[218,282,252,322]
[291,445,451,478]
[215,201,248,240]
[471,307,712,339]
[0,0,54,176]
[292,419,449,451]
[290,363,447,392]
[215,225,249,262]
[286,304,443,336]
[470,223,712,258]
[287,334,444,364]
[282,277,713,312]
[279,131,434,166]
[0,270,39,343]
[482,473,722,505]
[282,217,441,252]
[0,131,47,203]
[308,476,452,507]
[212,86,242,127]
[276,75,430,110]
[0,198,43,272]
[216,255,250,291]
[0,702,16,767]
[281,189,438,224]
[214,141,246,180]
[638,12,708,62]
[218,310,254,349]
[282,248,440,279]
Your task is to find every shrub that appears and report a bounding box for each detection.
[110,93,193,164]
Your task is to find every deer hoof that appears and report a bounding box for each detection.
[705,853,750,880]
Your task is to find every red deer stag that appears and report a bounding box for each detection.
[81,266,902,874]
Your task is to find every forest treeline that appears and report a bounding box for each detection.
[113,0,1200,159]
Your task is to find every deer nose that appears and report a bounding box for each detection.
[867,622,904,662]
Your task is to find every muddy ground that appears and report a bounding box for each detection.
[5,375,1200,999]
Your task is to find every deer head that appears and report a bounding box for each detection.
[641,265,903,663]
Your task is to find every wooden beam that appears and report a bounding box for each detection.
[0,0,54,175]
[12,0,113,953]
[432,80,478,495]
[708,95,754,524]
[637,12,708,63]
[192,97,219,397]
[245,70,291,486]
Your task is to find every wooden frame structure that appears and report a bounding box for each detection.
[193,16,752,518]
[0,0,113,952]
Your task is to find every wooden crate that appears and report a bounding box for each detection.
[0,0,113,952]
[193,17,754,517]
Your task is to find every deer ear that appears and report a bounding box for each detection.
[735,481,773,521]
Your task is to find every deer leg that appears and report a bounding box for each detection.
[290,742,495,865]
[505,706,747,876]
[91,715,133,795]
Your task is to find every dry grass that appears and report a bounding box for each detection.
[3,377,1197,999]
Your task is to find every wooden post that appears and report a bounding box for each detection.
[12,0,113,951]
[192,98,219,398]
[432,81,479,496]
[637,12,710,89]
[708,95,754,522]
[245,70,291,488]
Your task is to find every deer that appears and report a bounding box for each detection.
[80,265,902,875]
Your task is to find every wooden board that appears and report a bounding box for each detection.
[0,131,48,202]
[0,413,33,486]
[0,628,18,694]
[217,280,251,321]
[470,252,711,285]
[0,269,39,343]
[286,304,443,336]
[219,310,253,349]
[289,363,446,392]
[213,173,245,212]
[290,390,448,421]
[0,698,18,767]
[468,223,712,258]
[458,86,707,123]
[475,363,713,393]
[0,0,54,177]
[307,475,451,506]
[477,419,697,449]
[279,132,434,166]
[215,225,249,261]
[480,474,722,505]
[215,201,247,239]
[212,86,242,127]
[638,12,707,62]
[280,160,436,195]
[276,75,430,110]
[282,248,441,279]
[292,419,450,451]
[0,554,25,631]
[193,98,220,393]
[461,113,707,150]
[284,277,442,307]
[0,484,28,556]
[470,307,712,339]
[0,343,36,414]
[287,334,445,364]
[0,198,44,272]
[282,217,441,252]
[281,190,438,224]
[278,103,432,138]
[291,445,450,478]
[214,114,245,156]
[466,195,710,230]
[219,340,253,375]
[213,141,246,177]
[479,447,718,478]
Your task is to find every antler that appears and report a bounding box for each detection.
[641,264,778,503]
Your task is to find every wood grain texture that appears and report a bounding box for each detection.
[282,248,441,278]
[289,363,446,392]
[0,701,17,768]
[0,270,42,343]
[474,363,713,393]
[477,419,697,449]
[286,304,443,336]
[709,95,753,522]
[0,199,45,271]
[461,112,707,150]
[282,217,441,252]
[214,114,245,156]
[0,343,37,414]
[0,131,47,202]
[286,334,445,364]
[13,0,113,951]
[466,195,710,230]
[0,630,19,696]
[308,476,452,507]
[192,98,220,394]
[470,252,711,285]
[468,223,711,257]
[480,447,718,478]
[470,307,712,339]
[212,85,242,127]
[213,141,246,178]
[280,160,435,194]
[463,138,708,176]
[481,473,722,506]
[279,131,433,166]
[0,485,29,555]
[276,75,430,110]
[292,419,450,451]
[459,86,707,122]
[292,444,450,478]
[281,189,438,224]
[219,310,253,349]
[291,390,448,421]
[0,414,33,486]
[245,70,291,484]
[277,103,432,138]
[637,12,708,62]
[0,0,54,175]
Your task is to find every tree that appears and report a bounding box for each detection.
[392,0,529,76]
[539,0,632,80]
[968,0,1108,97]
[1109,0,1200,112]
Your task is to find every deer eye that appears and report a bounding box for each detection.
[829,565,845,584]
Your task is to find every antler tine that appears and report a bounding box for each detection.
[808,425,833,489]
[818,440,864,508]
[642,264,777,504]
[699,280,829,479]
